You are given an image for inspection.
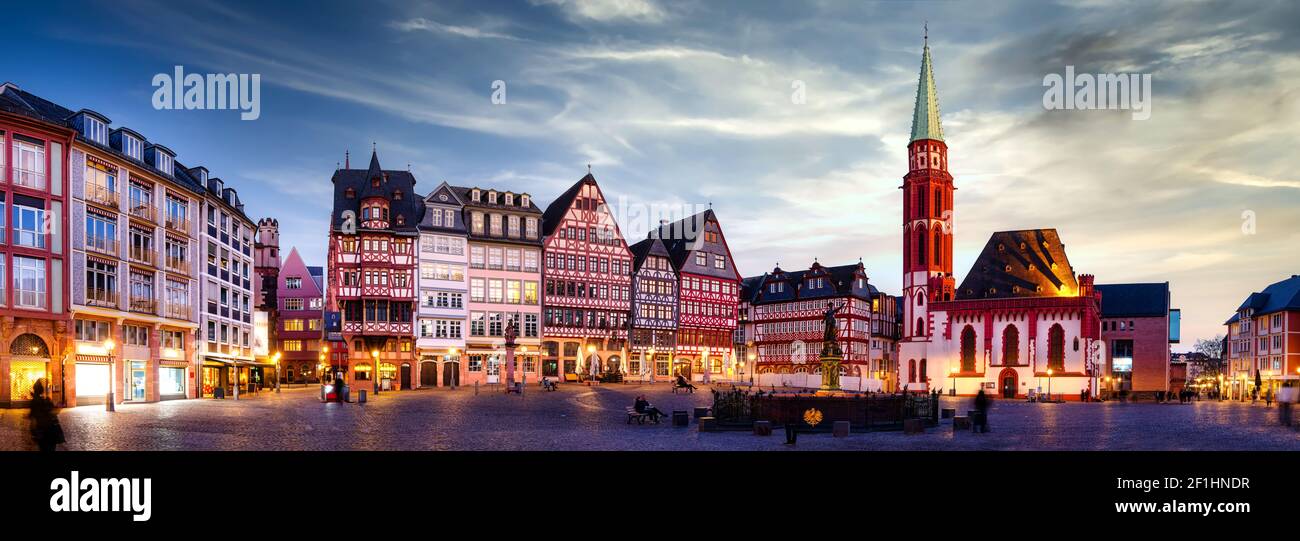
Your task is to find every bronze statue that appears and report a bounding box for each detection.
[822,301,845,343]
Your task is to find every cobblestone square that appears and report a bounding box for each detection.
[3,384,1298,451]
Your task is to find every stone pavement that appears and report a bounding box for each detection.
[2,384,1298,450]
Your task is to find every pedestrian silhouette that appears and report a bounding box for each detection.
[28,378,65,452]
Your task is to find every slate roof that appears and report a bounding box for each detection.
[1225,275,1300,324]
[956,229,1079,300]
[747,261,878,305]
[739,275,765,304]
[542,173,591,238]
[1,83,249,219]
[629,237,670,272]
[448,185,542,214]
[308,266,325,291]
[330,150,424,234]
[1095,283,1170,318]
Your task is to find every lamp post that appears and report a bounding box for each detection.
[448,347,459,389]
[371,349,380,394]
[949,366,958,397]
[1218,374,1225,401]
[104,338,116,412]
[586,343,597,384]
[273,352,282,393]
[1046,368,1054,401]
[647,346,656,384]
[747,351,756,386]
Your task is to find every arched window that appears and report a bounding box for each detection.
[933,230,942,266]
[908,359,916,383]
[919,358,927,383]
[934,188,942,217]
[1002,325,1020,365]
[960,325,976,372]
[916,227,927,266]
[919,188,928,217]
[1048,324,1065,371]
[915,318,925,337]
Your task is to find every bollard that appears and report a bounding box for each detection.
[320,385,326,402]
[699,417,717,433]
[672,410,689,427]
[474,381,479,395]
[358,389,367,403]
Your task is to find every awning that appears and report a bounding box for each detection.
[75,354,111,363]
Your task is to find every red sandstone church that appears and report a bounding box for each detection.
[897,36,1108,399]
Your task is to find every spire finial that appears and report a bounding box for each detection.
[345,149,350,169]
[372,141,376,153]
[587,163,592,174]
[924,20,928,46]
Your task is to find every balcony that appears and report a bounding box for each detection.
[164,303,190,320]
[85,236,118,256]
[128,203,155,223]
[85,184,120,208]
[85,288,117,308]
[165,256,187,273]
[164,215,189,233]
[129,246,155,266]
[129,298,156,314]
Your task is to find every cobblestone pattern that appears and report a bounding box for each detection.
[2,386,1298,451]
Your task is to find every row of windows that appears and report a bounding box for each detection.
[467,312,540,338]
[543,308,628,330]
[1,134,48,190]
[468,211,538,239]
[468,278,539,305]
[544,280,629,301]
[545,252,630,275]
[469,245,539,272]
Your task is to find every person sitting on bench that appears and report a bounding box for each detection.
[541,377,558,391]
[634,395,666,423]
[674,374,697,392]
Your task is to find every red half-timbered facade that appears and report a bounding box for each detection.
[656,210,741,382]
[541,173,631,380]
[327,150,420,390]
[748,261,899,391]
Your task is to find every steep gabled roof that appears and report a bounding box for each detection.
[330,150,424,233]
[629,237,670,271]
[279,247,324,298]
[956,229,1079,300]
[542,173,591,238]
[1096,283,1170,318]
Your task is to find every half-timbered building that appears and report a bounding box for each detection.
[326,150,420,391]
[541,172,631,381]
[655,210,741,382]
[627,237,676,382]
[748,261,898,391]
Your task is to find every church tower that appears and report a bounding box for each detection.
[902,31,955,343]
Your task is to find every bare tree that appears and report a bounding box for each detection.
[1193,335,1226,378]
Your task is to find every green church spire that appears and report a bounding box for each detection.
[909,27,944,143]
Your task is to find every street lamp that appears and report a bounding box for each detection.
[747,351,756,386]
[371,349,381,394]
[949,366,958,396]
[1218,374,1225,401]
[1046,368,1054,401]
[104,338,116,412]
[273,352,282,393]
[586,343,597,383]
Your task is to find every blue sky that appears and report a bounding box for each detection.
[4,0,1298,349]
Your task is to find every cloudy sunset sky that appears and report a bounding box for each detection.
[3,0,1298,348]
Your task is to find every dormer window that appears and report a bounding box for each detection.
[472,189,481,202]
[505,193,514,206]
[393,190,403,200]
[395,214,405,226]
[123,136,143,160]
[521,195,530,207]
[488,191,498,204]
[156,152,174,176]
[84,116,108,145]
[345,188,356,199]
[372,177,381,188]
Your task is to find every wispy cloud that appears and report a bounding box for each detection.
[532,0,668,23]
[390,17,524,41]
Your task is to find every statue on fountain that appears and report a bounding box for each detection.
[821,301,845,357]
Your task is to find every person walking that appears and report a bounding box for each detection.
[973,388,990,433]
[28,379,65,452]
[333,372,346,403]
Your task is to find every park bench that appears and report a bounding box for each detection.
[505,382,523,394]
[625,407,655,425]
[672,383,696,394]
[541,379,558,391]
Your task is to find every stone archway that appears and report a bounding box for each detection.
[8,333,51,403]
[999,367,1018,399]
